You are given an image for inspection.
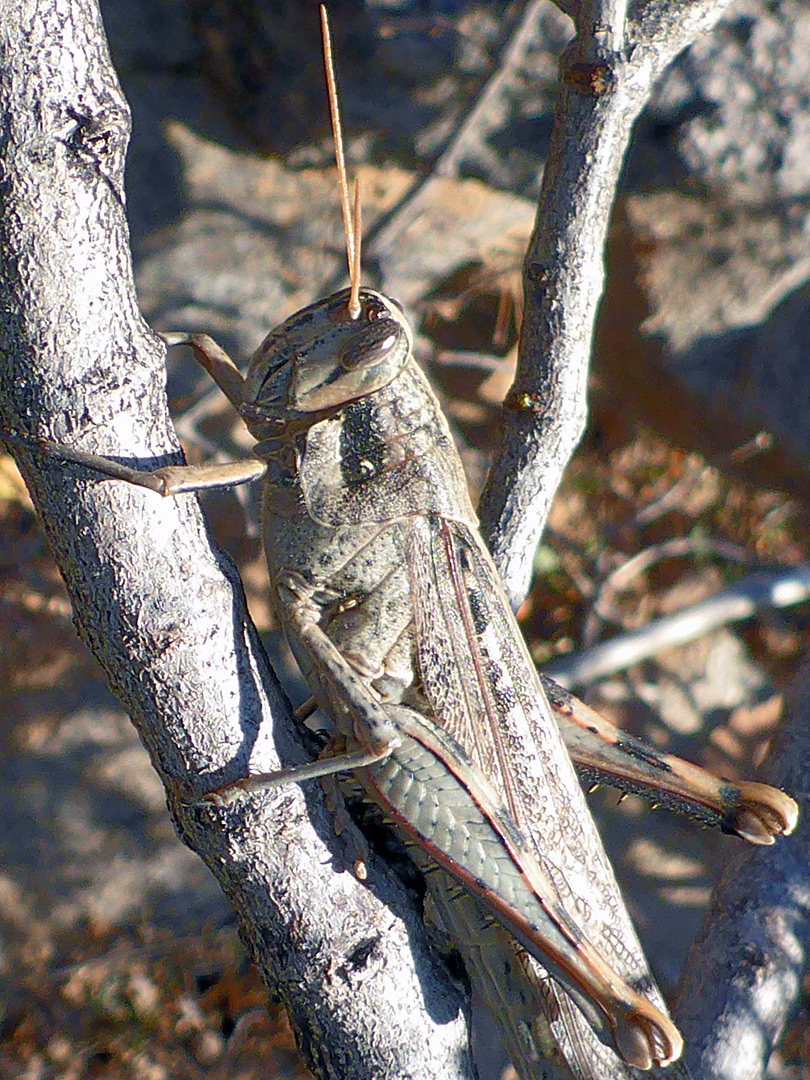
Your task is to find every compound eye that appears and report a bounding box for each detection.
[338,317,400,371]
[365,298,389,321]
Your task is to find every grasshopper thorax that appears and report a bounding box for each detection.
[240,286,413,436]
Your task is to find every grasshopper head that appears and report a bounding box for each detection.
[241,287,413,433]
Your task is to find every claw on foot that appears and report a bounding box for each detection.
[729,781,798,844]
[613,1000,683,1070]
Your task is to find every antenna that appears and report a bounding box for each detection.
[351,176,362,295]
[320,5,361,319]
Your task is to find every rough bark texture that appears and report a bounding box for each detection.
[2,2,803,1080]
[674,655,810,1080]
[0,3,470,1078]
[478,0,737,608]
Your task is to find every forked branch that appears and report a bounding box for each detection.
[473,0,737,607]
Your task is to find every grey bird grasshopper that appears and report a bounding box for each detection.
[10,8,796,1077]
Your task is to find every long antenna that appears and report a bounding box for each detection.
[351,176,362,295]
[320,5,361,319]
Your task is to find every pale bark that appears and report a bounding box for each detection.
[0,4,470,1079]
[477,0,737,609]
[674,656,810,1079]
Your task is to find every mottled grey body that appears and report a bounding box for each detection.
[242,286,682,1075]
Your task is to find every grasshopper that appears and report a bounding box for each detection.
[14,8,797,1077]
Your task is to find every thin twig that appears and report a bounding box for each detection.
[583,536,750,644]
[545,564,810,688]
[634,461,714,525]
[363,0,551,274]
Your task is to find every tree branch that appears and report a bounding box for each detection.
[0,4,470,1078]
[477,0,736,607]
[544,564,810,688]
[674,655,810,1080]
[469,5,810,1071]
